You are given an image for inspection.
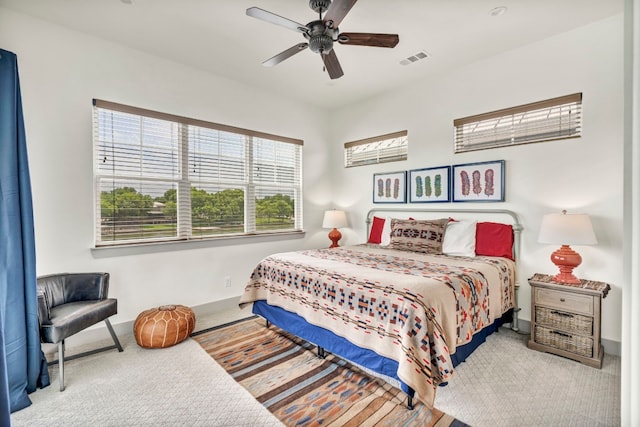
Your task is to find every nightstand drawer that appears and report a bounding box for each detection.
[534,325,593,358]
[535,306,593,335]
[535,287,593,315]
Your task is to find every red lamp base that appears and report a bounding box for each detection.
[328,228,342,248]
[550,244,582,284]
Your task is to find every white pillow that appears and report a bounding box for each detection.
[442,220,477,257]
[380,217,392,246]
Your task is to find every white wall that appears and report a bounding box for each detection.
[328,15,625,344]
[0,9,333,327]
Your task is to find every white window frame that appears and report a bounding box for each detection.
[344,130,408,168]
[454,93,582,153]
[93,99,303,247]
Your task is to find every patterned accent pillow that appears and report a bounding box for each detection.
[389,218,449,254]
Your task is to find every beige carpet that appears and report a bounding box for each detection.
[435,329,620,426]
[10,333,282,426]
[10,309,621,426]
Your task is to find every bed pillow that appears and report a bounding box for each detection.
[367,216,386,244]
[442,220,477,257]
[389,218,448,254]
[367,216,393,246]
[475,221,514,260]
[380,217,392,246]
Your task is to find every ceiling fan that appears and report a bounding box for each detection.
[246,0,399,79]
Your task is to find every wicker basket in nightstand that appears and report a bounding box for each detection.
[527,273,611,368]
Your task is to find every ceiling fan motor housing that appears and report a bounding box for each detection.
[305,20,336,54]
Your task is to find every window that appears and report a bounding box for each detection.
[93,99,303,246]
[454,93,582,153]
[344,130,408,167]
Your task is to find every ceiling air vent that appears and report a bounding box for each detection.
[399,51,430,66]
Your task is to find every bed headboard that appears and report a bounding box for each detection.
[365,207,523,331]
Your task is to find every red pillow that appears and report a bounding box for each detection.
[368,216,386,244]
[475,222,514,260]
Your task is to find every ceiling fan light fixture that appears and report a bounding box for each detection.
[309,34,334,54]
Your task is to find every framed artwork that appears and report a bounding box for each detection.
[373,171,407,203]
[452,160,505,202]
[408,166,451,203]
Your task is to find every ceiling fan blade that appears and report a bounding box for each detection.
[323,0,358,28]
[246,7,307,34]
[263,43,309,67]
[337,33,399,48]
[322,49,344,79]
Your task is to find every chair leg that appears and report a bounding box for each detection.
[58,340,65,391]
[105,318,123,352]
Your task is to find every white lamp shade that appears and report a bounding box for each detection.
[322,210,347,229]
[538,211,597,245]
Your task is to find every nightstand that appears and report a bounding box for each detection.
[527,273,611,368]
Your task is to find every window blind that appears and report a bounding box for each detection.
[93,99,303,246]
[454,93,582,153]
[344,130,408,167]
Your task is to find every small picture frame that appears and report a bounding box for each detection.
[373,171,407,203]
[409,166,451,203]
[452,160,505,202]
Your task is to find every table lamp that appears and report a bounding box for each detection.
[322,210,347,248]
[537,210,597,284]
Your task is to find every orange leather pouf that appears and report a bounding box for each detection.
[134,304,196,348]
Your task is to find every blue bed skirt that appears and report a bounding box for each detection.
[252,301,512,395]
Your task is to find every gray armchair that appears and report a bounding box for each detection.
[37,272,123,391]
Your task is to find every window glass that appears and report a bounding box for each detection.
[93,100,303,246]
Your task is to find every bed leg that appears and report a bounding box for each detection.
[407,395,414,410]
[317,346,326,359]
[265,319,270,328]
[511,306,521,332]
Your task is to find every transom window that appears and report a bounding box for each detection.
[454,93,582,153]
[344,130,408,167]
[93,99,303,246]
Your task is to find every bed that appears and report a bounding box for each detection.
[239,208,522,408]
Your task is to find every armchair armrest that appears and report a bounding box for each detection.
[36,289,50,326]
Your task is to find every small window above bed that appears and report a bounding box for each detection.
[453,93,582,153]
[344,130,408,168]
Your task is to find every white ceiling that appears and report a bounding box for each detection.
[0,0,623,109]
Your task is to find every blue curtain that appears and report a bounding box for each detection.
[0,48,50,420]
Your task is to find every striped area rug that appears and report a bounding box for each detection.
[193,317,468,427]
